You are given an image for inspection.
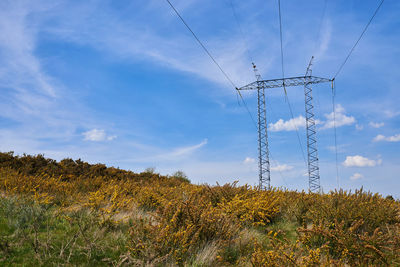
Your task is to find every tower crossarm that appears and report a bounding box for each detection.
[237,76,332,90]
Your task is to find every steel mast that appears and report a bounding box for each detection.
[304,57,321,193]
[237,71,332,191]
[252,63,270,190]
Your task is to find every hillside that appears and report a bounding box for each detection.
[0,152,399,266]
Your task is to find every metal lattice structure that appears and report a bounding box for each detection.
[304,57,321,193]
[238,70,332,191]
[238,76,331,91]
[253,65,270,190]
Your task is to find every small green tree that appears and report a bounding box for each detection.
[144,167,156,174]
[171,171,190,183]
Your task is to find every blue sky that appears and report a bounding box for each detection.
[0,0,399,197]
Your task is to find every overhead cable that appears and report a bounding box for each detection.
[331,81,340,188]
[333,0,385,79]
[285,95,308,167]
[277,0,286,93]
[276,0,308,169]
[165,0,237,89]
[312,0,328,60]
[228,0,254,65]
[165,0,258,129]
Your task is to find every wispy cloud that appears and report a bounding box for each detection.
[0,2,56,99]
[373,134,400,142]
[326,143,349,153]
[83,129,116,142]
[167,139,208,158]
[369,122,384,128]
[314,19,332,61]
[350,173,363,180]
[383,110,400,118]
[39,1,257,90]
[271,164,294,172]
[355,124,364,131]
[243,157,256,164]
[133,139,208,163]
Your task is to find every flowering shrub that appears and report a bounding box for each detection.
[0,152,399,265]
[219,189,281,226]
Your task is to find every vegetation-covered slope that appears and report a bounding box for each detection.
[0,152,399,266]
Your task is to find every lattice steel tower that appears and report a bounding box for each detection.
[304,57,321,193]
[237,62,332,192]
[253,64,270,190]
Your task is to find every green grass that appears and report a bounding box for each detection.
[0,196,297,266]
[0,196,130,266]
[267,219,299,242]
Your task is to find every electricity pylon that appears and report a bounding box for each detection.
[237,65,332,192]
[304,57,321,193]
[251,64,270,190]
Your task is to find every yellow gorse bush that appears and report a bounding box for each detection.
[219,189,281,226]
[0,152,399,265]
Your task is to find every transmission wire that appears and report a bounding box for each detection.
[315,0,328,50]
[269,150,289,188]
[228,0,254,65]
[165,0,257,129]
[238,91,258,130]
[276,0,308,169]
[165,0,236,88]
[226,0,259,129]
[331,81,340,189]
[285,95,308,167]
[312,0,328,57]
[230,0,288,186]
[228,0,289,188]
[333,0,385,79]
[278,0,285,91]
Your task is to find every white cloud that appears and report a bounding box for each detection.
[243,157,256,164]
[373,134,400,142]
[83,129,116,142]
[168,139,208,157]
[0,2,57,98]
[269,105,355,132]
[355,124,364,130]
[269,115,306,132]
[350,173,363,180]
[369,122,384,128]
[383,110,400,118]
[271,164,294,172]
[314,19,332,61]
[320,104,355,130]
[343,155,381,167]
[38,1,257,90]
[327,144,349,153]
[133,139,209,162]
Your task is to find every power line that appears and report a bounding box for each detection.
[165,0,237,89]
[331,81,340,189]
[333,0,385,79]
[278,0,285,84]
[276,0,308,169]
[237,90,258,129]
[164,0,257,129]
[227,0,258,129]
[285,94,308,168]
[228,0,254,65]
[269,150,289,188]
[312,0,328,59]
